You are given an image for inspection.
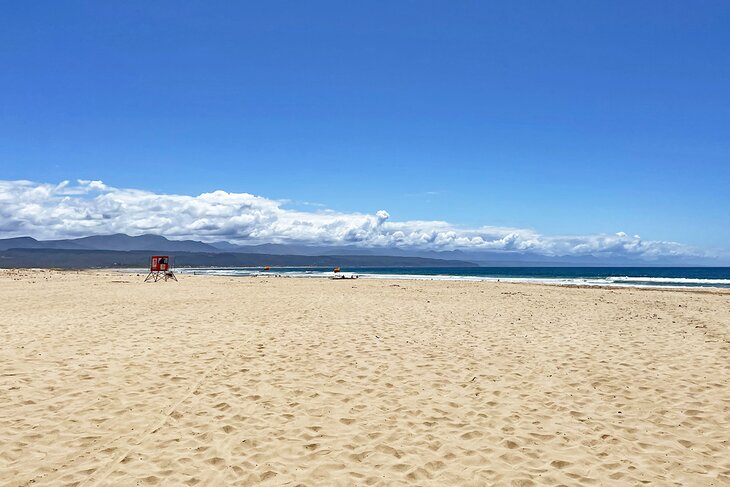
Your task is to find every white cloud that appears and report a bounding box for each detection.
[0,179,707,260]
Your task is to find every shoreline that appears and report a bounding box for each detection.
[9,265,730,291]
[118,267,730,293]
[8,266,730,294]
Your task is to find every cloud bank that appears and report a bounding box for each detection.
[0,179,706,261]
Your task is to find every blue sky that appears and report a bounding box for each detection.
[1,2,729,256]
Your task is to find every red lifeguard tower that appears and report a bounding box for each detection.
[144,255,177,282]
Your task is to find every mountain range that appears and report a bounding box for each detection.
[0,234,217,252]
[0,234,477,268]
[0,233,715,267]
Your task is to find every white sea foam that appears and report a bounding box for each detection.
[605,276,730,285]
[168,268,730,289]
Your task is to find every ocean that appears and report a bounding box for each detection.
[176,266,730,289]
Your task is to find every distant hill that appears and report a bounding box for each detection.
[0,233,712,266]
[0,248,478,269]
[0,234,219,253]
[0,236,88,250]
[205,242,708,266]
[208,242,391,255]
[70,234,219,252]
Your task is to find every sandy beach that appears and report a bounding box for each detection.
[1,269,729,486]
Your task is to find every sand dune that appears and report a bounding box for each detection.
[1,269,729,486]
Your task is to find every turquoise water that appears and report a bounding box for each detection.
[178,266,730,289]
